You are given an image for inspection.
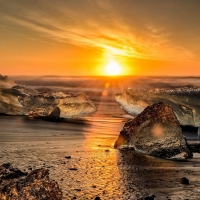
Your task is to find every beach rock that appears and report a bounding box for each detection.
[115,87,200,127]
[65,156,71,159]
[144,195,156,200]
[144,197,154,200]
[0,163,62,200]
[180,177,189,185]
[0,163,28,181]
[68,168,78,171]
[114,102,192,158]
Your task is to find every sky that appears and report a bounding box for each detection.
[1,0,200,76]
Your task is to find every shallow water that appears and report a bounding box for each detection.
[1,76,200,199]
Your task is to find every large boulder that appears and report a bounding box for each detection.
[114,102,192,158]
[0,163,62,200]
[115,87,200,127]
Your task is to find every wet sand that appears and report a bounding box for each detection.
[1,115,200,200]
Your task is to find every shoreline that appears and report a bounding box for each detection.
[1,115,200,199]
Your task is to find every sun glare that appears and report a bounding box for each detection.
[105,60,122,76]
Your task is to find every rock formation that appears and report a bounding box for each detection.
[114,102,192,158]
[0,163,62,200]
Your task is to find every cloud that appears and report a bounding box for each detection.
[0,0,196,62]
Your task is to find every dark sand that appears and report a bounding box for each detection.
[1,115,200,200]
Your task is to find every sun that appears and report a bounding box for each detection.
[105,60,122,76]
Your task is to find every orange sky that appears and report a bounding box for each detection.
[1,0,200,76]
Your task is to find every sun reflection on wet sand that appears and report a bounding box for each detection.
[80,117,125,198]
[83,117,124,150]
[1,115,200,199]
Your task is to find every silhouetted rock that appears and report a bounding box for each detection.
[114,102,192,158]
[144,195,156,200]
[180,177,189,185]
[0,163,62,200]
[68,168,78,171]
[144,197,154,200]
[65,156,71,159]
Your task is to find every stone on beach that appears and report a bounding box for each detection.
[180,177,189,185]
[114,102,192,158]
[0,163,62,200]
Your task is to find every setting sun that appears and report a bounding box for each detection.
[105,60,122,76]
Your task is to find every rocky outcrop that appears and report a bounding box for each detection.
[114,102,192,158]
[0,163,62,200]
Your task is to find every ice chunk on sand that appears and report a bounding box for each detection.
[0,75,96,118]
[114,102,192,158]
[115,87,200,127]
[58,94,96,118]
[19,94,58,117]
[0,74,15,88]
[19,93,96,118]
[0,75,39,115]
[0,88,25,115]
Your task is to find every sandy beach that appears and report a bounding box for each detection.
[2,0,200,198]
[1,114,200,200]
